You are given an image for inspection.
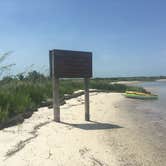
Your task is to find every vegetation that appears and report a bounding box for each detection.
[0,70,148,124]
[90,79,146,92]
[0,52,15,77]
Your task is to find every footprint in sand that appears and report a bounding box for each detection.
[79,147,90,157]
[79,147,108,166]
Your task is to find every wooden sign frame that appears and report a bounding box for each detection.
[49,49,93,122]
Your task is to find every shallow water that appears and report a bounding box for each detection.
[137,81,166,122]
[117,81,166,165]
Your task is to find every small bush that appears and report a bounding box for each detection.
[126,86,146,93]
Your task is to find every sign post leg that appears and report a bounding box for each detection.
[51,54,60,122]
[52,77,60,122]
[84,78,90,121]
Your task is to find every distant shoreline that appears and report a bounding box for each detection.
[156,79,166,82]
[111,79,166,85]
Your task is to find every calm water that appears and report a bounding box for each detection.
[137,81,166,122]
[130,81,166,136]
[119,81,166,164]
[131,81,166,150]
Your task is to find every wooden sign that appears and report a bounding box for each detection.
[49,49,93,122]
[49,49,92,78]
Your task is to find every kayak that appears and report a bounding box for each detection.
[124,91,158,100]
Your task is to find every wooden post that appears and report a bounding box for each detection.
[84,78,90,121]
[52,55,60,122]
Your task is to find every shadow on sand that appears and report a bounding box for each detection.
[60,120,123,130]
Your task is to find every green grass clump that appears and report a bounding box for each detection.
[60,80,84,95]
[0,78,84,123]
[126,85,147,93]
[90,79,128,92]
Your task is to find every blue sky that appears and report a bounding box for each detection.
[0,0,166,77]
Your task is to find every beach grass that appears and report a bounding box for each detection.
[0,71,146,124]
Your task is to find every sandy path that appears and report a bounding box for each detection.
[0,92,165,166]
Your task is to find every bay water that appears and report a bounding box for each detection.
[118,80,166,164]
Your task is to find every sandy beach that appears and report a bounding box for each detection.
[110,81,143,85]
[0,92,165,166]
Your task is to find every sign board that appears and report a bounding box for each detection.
[49,49,92,122]
[49,49,92,78]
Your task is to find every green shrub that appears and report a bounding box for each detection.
[0,106,9,123]
[90,81,127,92]
[126,86,146,93]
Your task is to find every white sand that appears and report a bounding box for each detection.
[156,79,166,82]
[0,92,123,166]
[0,92,165,166]
[111,81,142,85]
